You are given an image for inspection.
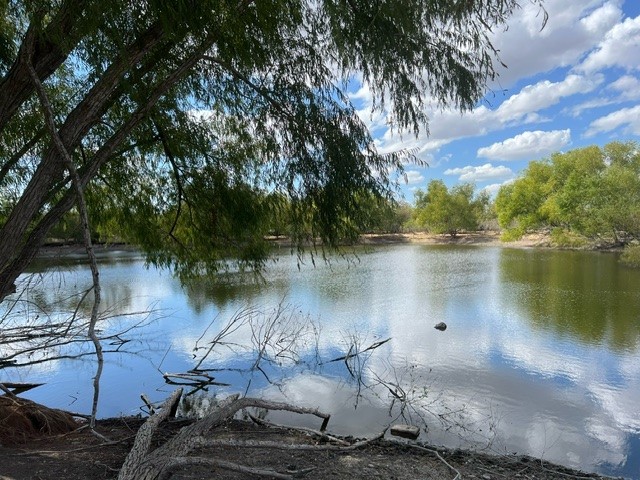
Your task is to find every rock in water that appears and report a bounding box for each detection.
[434,322,447,331]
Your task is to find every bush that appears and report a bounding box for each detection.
[500,226,525,242]
[550,228,588,248]
[621,245,640,268]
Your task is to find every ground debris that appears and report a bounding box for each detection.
[0,415,618,480]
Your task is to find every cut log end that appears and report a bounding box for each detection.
[390,424,420,440]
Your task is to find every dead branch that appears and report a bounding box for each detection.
[166,456,302,479]
[119,388,184,479]
[118,390,331,480]
[324,337,391,364]
[24,38,103,428]
[247,412,350,446]
[199,430,387,451]
[402,443,461,480]
[0,382,43,396]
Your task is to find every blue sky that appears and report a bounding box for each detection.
[350,0,640,202]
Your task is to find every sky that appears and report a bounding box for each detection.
[350,0,640,202]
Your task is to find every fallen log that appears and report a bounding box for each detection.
[118,389,331,480]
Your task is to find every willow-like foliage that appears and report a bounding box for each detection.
[0,0,545,295]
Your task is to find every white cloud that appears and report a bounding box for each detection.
[579,15,640,73]
[348,1,639,181]
[496,75,600,124]
[482,180,514,198]
[609,74,640,100]
[443,163,515,183]
[585,104,640,136]
[373,74,593,160]
[569,74,640,116]
[404,170,424,185]
[490,1,622,86]
[478,130,571,161]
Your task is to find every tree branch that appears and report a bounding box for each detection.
[24,37,103,428]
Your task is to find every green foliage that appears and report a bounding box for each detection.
[495,141,640,244]
[413,180,487,236]
[500,225,526,242]
[621,245,640,268]
[0,0,546,289]
[495,161,553,237]
[549,228,588,248]
[349,195,413,234]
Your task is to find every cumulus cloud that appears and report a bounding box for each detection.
[346,1,637,171]
[443,163,515,183]
[585,104,640,136]
[609,74,640,100]
[495,75,600,124]
[569,74,640,116]
[373,73,597,158]
[477,130,571,161]
[489,1,622,86]
[579,15,640,73]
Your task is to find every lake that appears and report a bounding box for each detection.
[3,244,640,479]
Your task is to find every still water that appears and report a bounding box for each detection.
[4,244,640,478]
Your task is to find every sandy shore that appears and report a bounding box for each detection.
[359,231,552,248]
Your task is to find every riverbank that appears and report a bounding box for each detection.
[38,230,611,257]
[264,230,553,250]
[359,231,552,248]
[0,416,617,480]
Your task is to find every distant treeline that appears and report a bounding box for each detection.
[33,141,640,264]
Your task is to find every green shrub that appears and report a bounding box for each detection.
[500,226,525,242]
[621,245,640,268]
[550,228,588,248]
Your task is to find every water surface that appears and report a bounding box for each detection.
[3,244,640,478]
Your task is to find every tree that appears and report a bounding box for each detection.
[495,160,554,238]
[0,0,546,302]
[0,1,552,473]
[494,141,640,243]
[595,142,640,242]
[413,180,486,236]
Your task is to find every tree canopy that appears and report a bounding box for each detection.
[0,0,545,301]
[495,141,640,244]
[413,180,489,236]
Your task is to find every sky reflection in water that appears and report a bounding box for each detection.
[5,245,640,479]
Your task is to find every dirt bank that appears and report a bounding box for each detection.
[0,416,616,480]
[359,231,552,248]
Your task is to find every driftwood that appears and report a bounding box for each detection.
[118,389,331,480]
[0,382,44,395]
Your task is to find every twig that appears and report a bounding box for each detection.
[538,460,605,479]
[247,413,350,446]
[324,338,391,364]
[402,443,462,480]
[0,382,18,398]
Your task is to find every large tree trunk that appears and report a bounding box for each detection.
[0,1,83,133]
